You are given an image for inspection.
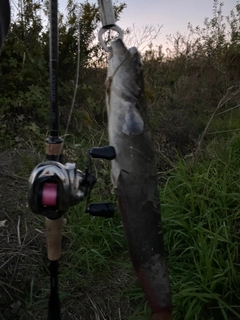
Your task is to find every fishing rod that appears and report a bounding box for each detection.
[0,0,10,53]
[0,0,172,318]
[27,0,117,318]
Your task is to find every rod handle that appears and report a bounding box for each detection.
[46,217,64,261]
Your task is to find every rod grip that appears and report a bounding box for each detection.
[46,217,64,261]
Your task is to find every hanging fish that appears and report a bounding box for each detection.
[106,38,172,320]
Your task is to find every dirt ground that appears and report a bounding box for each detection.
[0,149,51,319]
[0,149,137,320]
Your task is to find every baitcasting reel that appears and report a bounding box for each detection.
[28,146,116,220]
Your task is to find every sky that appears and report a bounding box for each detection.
[59,0,236,50]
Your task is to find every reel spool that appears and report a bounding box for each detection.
[28,161,84,219]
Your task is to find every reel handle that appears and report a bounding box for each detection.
[89,146,116,160]
[87,203,115,218]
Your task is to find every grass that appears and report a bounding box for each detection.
[40,133,239,319]
[161,134,240,320]
[65,204,126,274]
[2,133,240,319]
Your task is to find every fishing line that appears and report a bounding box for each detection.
[57,9,81,161]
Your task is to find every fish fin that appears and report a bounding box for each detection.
[122,104,144,135]
[111,160,121,188]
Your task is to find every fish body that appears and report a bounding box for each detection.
[106,39,172,317]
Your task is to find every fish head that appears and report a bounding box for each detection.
[106,38,150,142]
[106,39,146,129]
[106,39,154,187]
[108,38,143,79]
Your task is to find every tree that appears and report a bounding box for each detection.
[0,0,126,145]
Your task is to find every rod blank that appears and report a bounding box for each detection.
[49,0,59,138]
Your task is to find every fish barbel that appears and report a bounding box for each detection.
[106,38,172,318]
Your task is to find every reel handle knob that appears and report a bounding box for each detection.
[89,146,116,160]
[87,202,115,218]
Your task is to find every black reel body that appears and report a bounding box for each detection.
[28,146,116,219]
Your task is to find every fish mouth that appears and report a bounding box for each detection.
[109,39,142,65]
[110,38,128,57]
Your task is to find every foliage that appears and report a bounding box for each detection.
[161,137,240,320]
[124,136,240,319]
[1,0,240,319]
[14,131,240,320]
[0,0,125,149]
[1,0,239,156]
[143,0,240,160]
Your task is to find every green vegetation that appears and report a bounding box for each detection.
[0,0,240,319]
[162,137,240,319]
